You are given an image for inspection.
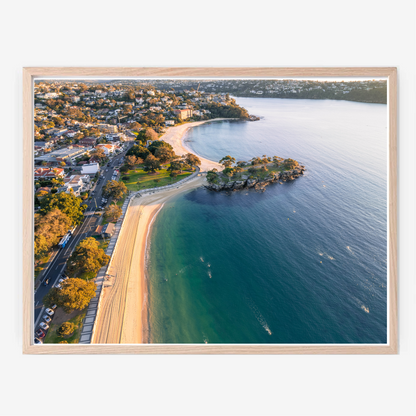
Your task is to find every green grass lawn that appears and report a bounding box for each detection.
[43,310,86,344]
[116,193,127,207]
[121,165,193,191]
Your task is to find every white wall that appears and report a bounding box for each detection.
[1,1,415,415]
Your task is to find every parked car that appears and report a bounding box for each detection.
[44,308,54,317]
[50,304,58,310]
[42,315,52,324]
[39,322,49,330]
[34,338,43,345]
[35,329,46,338]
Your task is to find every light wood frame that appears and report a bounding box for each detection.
[23,67,397,354]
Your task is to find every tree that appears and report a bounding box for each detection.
[34,234,49,261]
[147,140,173,155]
[143,154,161,172]
[43,278,97,314]
[129,121,141,132]
[39,193,85,225]
[57,321,75,337]
[104,204,122,222]
[273,156,284,166]
[283,158,298,170]
[184,153,201,168]
[219,155,236,168]
[155,146,175,164]
[125,155,138,169]
[90,147,107,162]
[144,127,158,141]
[167,160,184,173]
[206,170,218,183]
[154,114,165,126]
[60,161,66,167]
[223,167,235,178]
[103,180,127,201]
[67,237,110,277]
[127,144,150,160]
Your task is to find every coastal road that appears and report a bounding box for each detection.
[34,143,133,326]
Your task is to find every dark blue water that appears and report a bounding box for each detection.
[147,98,387,344]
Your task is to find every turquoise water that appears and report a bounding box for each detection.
[146,98,387,344]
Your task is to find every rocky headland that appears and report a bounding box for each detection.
[204,155,306,192]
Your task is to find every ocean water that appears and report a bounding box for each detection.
[146,98,388,344]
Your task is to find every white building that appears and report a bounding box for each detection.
[81,162,100,175]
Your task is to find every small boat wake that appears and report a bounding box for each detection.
[246,297,272,335]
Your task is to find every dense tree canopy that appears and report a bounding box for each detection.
[204,103,249,119]
[90,147,106,162]
[67,237,110,277]
[219,155,236,168]
[147,140,173,155]
[34,209,71,260]
[39,192,85,225]
[125,155,139,169]
[127,144,150,160]
[104,204,122,222]
[155,146,176,163]
[143,154,161,172]
[43,278,97,313]
[283,158,298,170]
[103,180,127,201]
[184,153,201,167]
[57,321,75,336]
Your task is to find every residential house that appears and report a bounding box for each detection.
[173,109,193,119]
[101,222,115,238]
[98,124,118,134]
[96,143,116,155]
[34,167,65,180]
[78,136,98,146]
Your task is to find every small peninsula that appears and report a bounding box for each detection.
[205,155,306,192]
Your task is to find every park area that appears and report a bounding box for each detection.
[121,164,193,191]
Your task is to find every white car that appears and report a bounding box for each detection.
[39,322,49,330]
[34,338,43,345]
[43,315,52,324]
[44,308,54,317]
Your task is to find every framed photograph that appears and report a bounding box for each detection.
[23,67,397,354]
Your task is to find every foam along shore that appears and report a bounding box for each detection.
[92,118,236,344]
[161,118,239,172]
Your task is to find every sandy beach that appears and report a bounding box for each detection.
[92,119,235,343]
[161,118,237,172]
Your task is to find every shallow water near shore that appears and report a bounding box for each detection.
[147,97,388,344]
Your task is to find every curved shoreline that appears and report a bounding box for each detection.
[92,118,241,343]
[161,118,239,172]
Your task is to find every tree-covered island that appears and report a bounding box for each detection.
[205,155,306,192]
